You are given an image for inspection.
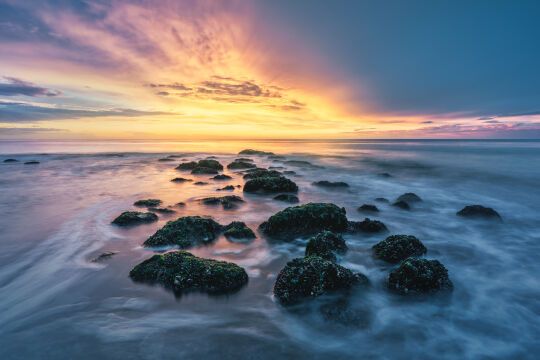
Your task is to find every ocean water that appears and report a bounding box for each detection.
[0,139,539,360]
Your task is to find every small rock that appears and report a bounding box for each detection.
[24,161,40,165]
[158,158,175,162]
[392,200,410,210]
[148,207,176,214]
[191,167,218,174]
[375,198,389,203]
[397,193,422,203]
[3,159,18,163]
[273,194,299,203]
[235,158,253,162]
[373,235,427,263]
[176,161,198,170]
[223,221,256,239]
[194,181,208,185]
[227,160,256,169]
[217,185,235,191]
[242,169,281,179]
[312,181,349,188]
[171,177,192,182]
[456,205,501,220]
[238,149,274,156]
[388,258,453,295]
[201,195,244,209]
[176,202,186,207]
[378,173,392,178]
[112,211,158,226]
[91,251,118,262]
[358,204,379,212]
[134,199,162,207]
[347,218,387,233]
[212,174,232,180]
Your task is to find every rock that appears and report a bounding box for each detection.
[197,159,223,170]
[167,155,184,158]
[242,169,282,179]
[112,211,158,226]
[397,193,422,203]
[284,160,322,168]
[205,156,217,159]
[191,167,218,174]
[212,174,232,180]
[269,166,284,170]
[319,299,370,328]
[375,198,389,203]
[312,181,349,188]
[143,216,222,248]
[201,195,244,209]
[171,177,192,182]
[378,173,392,178]
[373,235,427,263]
[347,218,387,233]
[134,199,162,207]
[3,159,18,163]
[260,203,348,238]
[268,155,286,160]
[24,161,40,165]
[283,170,296,175]
[176,161,198,170]
[392,200,410,210]
[158,158,175,162]
[91,251,118,262]
[235,158,253,162]
[148,207,176,214]
[223,222,256,239]
[216,185,235,191]
[456,205,501,220]
[244,176,298,193]
[273,194,299,203]
[227,160,257,169]
[194,181,208,185]
[305,231,347,262]
[176,202,186,207]
[358,204,379,212]
[129,250,248,294]
[273,256,367,305]
[388,258,453,294]
[238,149,274,156]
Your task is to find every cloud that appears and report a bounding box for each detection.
[0,77,61,97]
[0,126,68,137]
[421,121,434,124]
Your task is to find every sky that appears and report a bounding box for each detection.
[1,0,539,139]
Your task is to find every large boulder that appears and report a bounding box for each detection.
[197,159,223,170]
[112,211,158,226]
[305,231,347,262]
[143,216,222,248]
[243,176,298,193]
[273,256,367,305]
[388,258,453,294]
[347,218,387,233]
[129,251,248,294]
[456,205,501,220]
[373,235,427,263]
[223,221,256,239]
[260,203,348,238]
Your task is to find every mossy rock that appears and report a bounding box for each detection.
[112,211,158,226]
[273,194,299,203]
[388,257,453,294]
[396,193,422,203]
[134,199,162,207]
[347,218,387,233]
[191,166,218,174]
[456,205,501,220]
[223,222,256,239]
[217,185,235,191]
[201,195,244,209]
[129,250,248,294]
[312,181,349,188]
[176,161,198,170]
[238,149,274,156]
[273,256,367,305]
[260,203,348,238]
[171,177,192,182]
[148,207,176,214]
[305,231,347,262]
[373,235,427,263]
[243,176,298,194]
[243,169,282,180]
[392,200,410,210]
[358,204,379,212]
[143,216,222,248]
[197,159,223,170]
[227,160,257,169]
[212,174,232,180]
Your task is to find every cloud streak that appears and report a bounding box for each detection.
[0,77,61,97]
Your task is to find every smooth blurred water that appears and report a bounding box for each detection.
[0,139,539,360]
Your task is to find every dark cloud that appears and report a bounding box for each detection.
[0,77,61,97]
[156,91,169,96]
[421,121,434,124]
[483,120,501,124]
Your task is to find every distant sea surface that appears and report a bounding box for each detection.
[1,139,539,360]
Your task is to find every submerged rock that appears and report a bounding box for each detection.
[129,250,248,294]
[134,199,162,207]
[392,200,410,210]
[91,251,118,262]
[212,174,232,180]
[273,194,299,203]
[243,176,298,193]
[158,158,175,162]
[312,181,349,188]
[217,185,235,191]
[283,170,296,175]
[273,256,367,305]
[358,204,379,212]
[176,202,186,207]
[194,181,208,185]
[388,258,453,294]
[378,173,392,178]
[191,166,218,174]
[24,161,40,165]
[235,158,253,162]
[284,160,322,168]
[112,211,158,226]
[227,160,257,169]
[171,177,192,183]
[347,218,387,233]
[176,161,198,170]
[223,221,256,239]
[456,205,501,220]
[148,207,176,214]
[260,203,348,238]
[397,193,422,203]
[238,149,274,156]
[375,197,389,203]
[305,231,347,262]
[242,169,281,179]
[201,195,244,209]
[373,235,427,263]
[143,216,222,248]
[196,159,223,170]
[3,158,18,163]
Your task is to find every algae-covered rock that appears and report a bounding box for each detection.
[260,203,348,238]
[347,218,387,233]
[212,174,232,180]
[176,161,198,170]
[284,160,321,168]
[305,231,347,262]
[171,177,192,183]
[238,149,274,156]
[456,205,501,220]
[158,158,175,162]
[273,194,299,203]
[243,176,298,193]
[397,193,422,203]
[201,195,244,209]
[388,257,453,294]
[191,166,218,174]
[312,181,349,188]
[273,256,367,305]
[358,204,379,212]
[392,200,410,210]
[243,169,282,180]
[197,159,223,170]
[143,216,222,248]
[227,160,257,170]
[129,250,248,294]
[148,207,176,214]
[373,235,427,264]
[112,211,158,226]
[217,185,235,191]
[223,221,256,239]
[134,199,162,207]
